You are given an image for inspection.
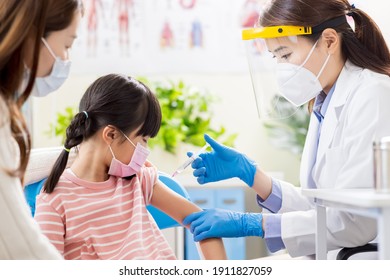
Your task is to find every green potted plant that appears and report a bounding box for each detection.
[141,78,237,153]
[46,106,77,144]
[47,79,237,154]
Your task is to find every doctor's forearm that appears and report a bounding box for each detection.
[251,167,272,200]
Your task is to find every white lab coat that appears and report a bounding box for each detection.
[277,61,390,257]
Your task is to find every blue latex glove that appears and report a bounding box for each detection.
[182,208,264,242]
[188,134,257,186]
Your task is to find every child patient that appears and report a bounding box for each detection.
[34,74,226,260]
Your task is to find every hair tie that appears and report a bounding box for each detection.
[64,146,70,153]
[347,4,356,16]
[82,111,89,119]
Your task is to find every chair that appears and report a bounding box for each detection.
[336,243,378,260]
[24,171,191,230]
[24,178,45,217]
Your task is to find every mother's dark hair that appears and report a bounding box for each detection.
[44,0,84,38]
[0,0,48,181]
[44,74,162,193]
[0,0,83,182]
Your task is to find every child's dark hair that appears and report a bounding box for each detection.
[44,74,162,193]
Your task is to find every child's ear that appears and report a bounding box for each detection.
[102,125,117,144]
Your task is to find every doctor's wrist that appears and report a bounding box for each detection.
[252,168,272,200]
[242,213,264,238]
[238,154,257,187]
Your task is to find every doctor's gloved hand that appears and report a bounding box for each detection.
[187,134,257,187]
[182,208,264,242]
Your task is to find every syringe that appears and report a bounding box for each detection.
[171,143,210,177]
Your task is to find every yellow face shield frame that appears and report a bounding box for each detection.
[241,25,313,119]
[242,25,312,40]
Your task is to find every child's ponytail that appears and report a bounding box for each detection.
[43,111,89,193]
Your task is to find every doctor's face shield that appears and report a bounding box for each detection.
[242,26,319,120]
[242,16,348,119]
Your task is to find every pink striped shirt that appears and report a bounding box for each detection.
[34,167,176,260]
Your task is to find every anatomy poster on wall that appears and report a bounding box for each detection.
[71,0,266,74]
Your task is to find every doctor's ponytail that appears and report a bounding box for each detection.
[342,6,390,76]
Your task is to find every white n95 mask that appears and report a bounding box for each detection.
[32,38,71,97]
[276,40,331,107]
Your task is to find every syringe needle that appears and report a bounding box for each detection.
[171,143,210,177]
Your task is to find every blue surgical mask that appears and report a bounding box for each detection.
[32,38,71,97]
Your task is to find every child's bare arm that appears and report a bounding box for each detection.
[150,180,227,260]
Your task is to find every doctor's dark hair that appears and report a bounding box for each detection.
[43,74,162,193]
[260,0,390,76]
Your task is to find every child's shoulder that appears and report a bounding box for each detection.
[139,165,158,177]
[134,166,159,202]
[38,171,77,200]
[137,165,159,184]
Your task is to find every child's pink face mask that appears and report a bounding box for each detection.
[108,134,150,178]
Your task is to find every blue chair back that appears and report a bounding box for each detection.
[24,171,190,230]
[24,179,45,217]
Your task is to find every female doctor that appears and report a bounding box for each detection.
[0,0,83,259]
[183,0,390,258]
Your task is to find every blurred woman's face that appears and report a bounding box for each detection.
[36,9,82,77]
